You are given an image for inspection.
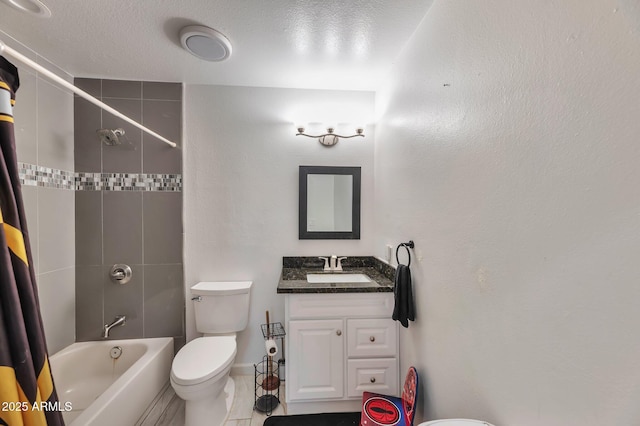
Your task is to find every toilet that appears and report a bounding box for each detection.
[418,420,495,426]
[170,281,252,426]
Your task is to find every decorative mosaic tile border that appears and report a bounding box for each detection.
[19,163,75,190]
[18,162,182,192]
[76,172,182,191]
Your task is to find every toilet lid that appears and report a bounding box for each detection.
[171,336,236,386]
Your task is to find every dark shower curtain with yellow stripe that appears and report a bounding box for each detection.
[0,57,64,425]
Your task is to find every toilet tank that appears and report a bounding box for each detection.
[191,281,252,334]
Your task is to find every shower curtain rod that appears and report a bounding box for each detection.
[0,40,177,148]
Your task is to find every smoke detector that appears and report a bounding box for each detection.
[180,25,232,62]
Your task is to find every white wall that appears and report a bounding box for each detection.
[2,31,75,354]
[183,85,375,365]
[375,0,640,424]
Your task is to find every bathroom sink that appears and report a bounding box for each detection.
[306,273,372,284]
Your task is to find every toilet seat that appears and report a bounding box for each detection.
[171,336,237,386]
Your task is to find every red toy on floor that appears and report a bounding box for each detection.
[360,367,418,426]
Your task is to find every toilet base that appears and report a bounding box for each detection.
[184,377,235,426]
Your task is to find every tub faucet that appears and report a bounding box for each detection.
[103,315,126,338]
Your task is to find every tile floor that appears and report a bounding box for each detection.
[155,375,286,426]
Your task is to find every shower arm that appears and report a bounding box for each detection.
[0,40,177,148]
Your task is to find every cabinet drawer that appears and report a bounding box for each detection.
[288,294,394,319]
[347,318,397,358]
[347,358,398,398]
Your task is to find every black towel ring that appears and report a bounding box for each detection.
[396,240,415,267]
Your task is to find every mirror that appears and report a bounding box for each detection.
[299,166,361,239]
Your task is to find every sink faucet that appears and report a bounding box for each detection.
[103,315,126,338]
[319,256,347,271]
[330,255,338,270]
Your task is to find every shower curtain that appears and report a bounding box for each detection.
[0,57,64,425]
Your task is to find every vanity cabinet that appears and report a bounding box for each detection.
[288,319,344,400]
[285,293,399,414]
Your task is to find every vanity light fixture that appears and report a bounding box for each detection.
[296,127,364,147]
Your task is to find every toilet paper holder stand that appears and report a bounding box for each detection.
[255,320,286,415]
[260,321,286,361]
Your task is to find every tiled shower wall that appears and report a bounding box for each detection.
[73,78,184,348]
[4,32,76,355]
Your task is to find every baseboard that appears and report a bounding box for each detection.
[231,363,255,376]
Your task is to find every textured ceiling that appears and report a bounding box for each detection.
[0,0,433,90]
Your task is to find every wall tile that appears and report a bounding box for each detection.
[143,192,183,264]
[38,187,75,274]
[21,186,39,273]
[13,71,38,164]
[37,79,74,172]
[142,100,182,174]
[75,265,104,341]
[74,78,101,98]
[36,55,73,84]
[75,191,103,266]
[143,264,184,338]
[102,79,142,99]
[103,191,143,265]
[143,82,182,101]
[5,34,77,351]
[75,170,181,192]
[101,98,143,173]
[0,32,38,64]
[74,97,102,172]
[37,267,75,354]
[71,78,183,343]
[103,264,143,339]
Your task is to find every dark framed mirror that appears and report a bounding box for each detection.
[299,165,361,239]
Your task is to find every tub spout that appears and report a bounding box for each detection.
[103,315,126,338]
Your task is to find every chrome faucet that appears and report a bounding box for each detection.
[103,315,126,338]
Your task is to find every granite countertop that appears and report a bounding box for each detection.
[277,256,396,294]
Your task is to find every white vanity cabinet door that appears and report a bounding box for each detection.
[288,319,345,401]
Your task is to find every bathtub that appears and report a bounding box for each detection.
[49,337,174,426]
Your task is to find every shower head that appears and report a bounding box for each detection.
[97,128,126,146]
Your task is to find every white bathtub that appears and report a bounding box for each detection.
[49,337,174,426]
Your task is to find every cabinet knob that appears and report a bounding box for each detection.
[370,377,376,383]
[336,330,342,336]
[369,336,375,342]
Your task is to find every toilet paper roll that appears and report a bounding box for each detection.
[265,339,278,357]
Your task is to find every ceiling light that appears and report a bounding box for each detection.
[179,25,232,62]
[1,0,51,17]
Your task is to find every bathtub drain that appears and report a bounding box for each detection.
[110,346,123,359]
